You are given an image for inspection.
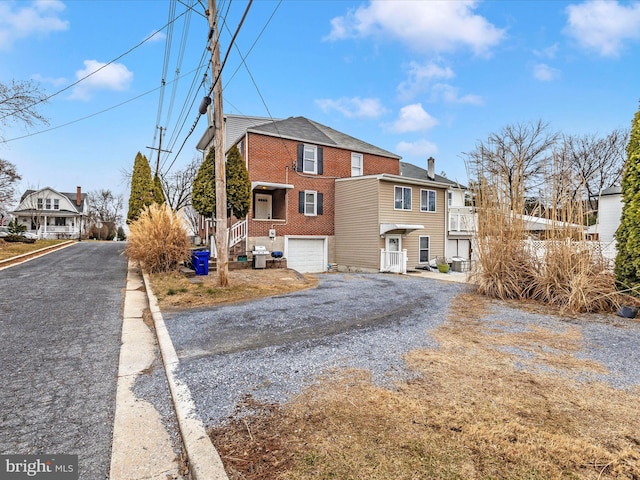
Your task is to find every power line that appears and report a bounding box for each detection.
[3,66,204,144]
[163,0,254,175]
[0,10,189,123]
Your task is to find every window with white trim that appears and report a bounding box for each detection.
[351,152,363,176]
[303,144,317,174]
[45,198,52,210]
[419,236,430,263]
[37,198,43,209]
[53,199,60,210]
[448,191,453,207]
[421,189,436,212]
[304,190,317,216]
[394,186,412,210]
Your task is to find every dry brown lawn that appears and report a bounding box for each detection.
[149,267,318,309]
[208,291,640,480]
[0,239,71,263]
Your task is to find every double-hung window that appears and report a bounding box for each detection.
[53,199,60,210]
[421,189,436,212]
[303,145,317,174]
[394,186,412,210]
[299,190,323,216]
[37,198,43,209]
[44,198,52,210]
[351,153,363,176]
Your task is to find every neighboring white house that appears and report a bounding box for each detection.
[589,186,622,243]
[12,187,87,239]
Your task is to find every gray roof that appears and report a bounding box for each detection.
[400,162,466,188]
[247,116,401,160]
[18,189,86,214]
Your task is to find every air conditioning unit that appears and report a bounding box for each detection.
[268,229,276,238]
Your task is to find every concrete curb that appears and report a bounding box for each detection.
[142,271,229,480]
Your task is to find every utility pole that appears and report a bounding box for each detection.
[146,126,171,177]
[207,0,229,287]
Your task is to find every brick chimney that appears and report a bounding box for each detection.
[76,186,82,206]
[427,157,435,180]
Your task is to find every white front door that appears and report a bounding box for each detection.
[255,193,272,220]
[385,235,402,273]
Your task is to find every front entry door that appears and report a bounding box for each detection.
[385,235,402,273]
[255,193,272,220]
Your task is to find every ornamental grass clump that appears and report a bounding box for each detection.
[126,203,190,273]
[468,153,622,314]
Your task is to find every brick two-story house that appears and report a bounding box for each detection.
[197,115,459,273]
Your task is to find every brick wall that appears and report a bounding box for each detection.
[246,133,399,237]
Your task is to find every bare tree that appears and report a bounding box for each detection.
[0,80,49,141]
[0,158,21,219]
[465,120,560,210]
[560,129,628,212]
[162,156,201,235]
[87,189,123,239]
[162,156,201,211]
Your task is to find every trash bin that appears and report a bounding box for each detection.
[191,250,209,275]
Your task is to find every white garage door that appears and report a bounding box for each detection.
[286,238,326,273]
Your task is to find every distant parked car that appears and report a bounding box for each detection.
[0,226,9,237]
[22,231,38,240]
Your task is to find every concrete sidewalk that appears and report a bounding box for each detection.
[111,261,228,480]
[110,262,187,480]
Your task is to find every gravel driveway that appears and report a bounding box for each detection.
[156,273,640,429]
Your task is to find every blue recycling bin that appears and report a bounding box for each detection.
[191,250,209,275]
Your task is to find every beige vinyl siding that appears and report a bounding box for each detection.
[379,181,447,266]
[335,177,381,270]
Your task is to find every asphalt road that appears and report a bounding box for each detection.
[0,242,127,480]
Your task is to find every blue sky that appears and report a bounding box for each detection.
[1,0,640,205]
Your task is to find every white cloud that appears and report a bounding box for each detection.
[396,139,439,157]
[69,60,134,100]
[31,73,67,87]
[533,63,560,82]
[398,61,455,101]
[315,97,387,119]
[145,29,166,43]
[388,103,438,133]
[325,0,506,56]
[564,1,640,57]
[431,83,484,105]
[533,43,559,59]
[0,0,68,50]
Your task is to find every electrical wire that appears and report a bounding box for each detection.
[2,66,204,144]
[0,9,189,122]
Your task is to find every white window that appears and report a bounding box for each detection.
[351,153,363,176]
[304,190,317,216]
[419,236,430,263]
[53,199,60,210]
[421,189,436,212]
[303,145,317,174]
[394,186,412,210]
[45,198,52,210]
[448,191,453,207]
[37,198,43,209]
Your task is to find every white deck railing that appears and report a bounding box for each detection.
[380,248,407,274]
[229,219,248,247]
[449,207,475,233]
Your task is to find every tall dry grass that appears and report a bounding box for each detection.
[125,203,190,273]
[469,157,624,314]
